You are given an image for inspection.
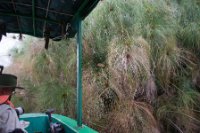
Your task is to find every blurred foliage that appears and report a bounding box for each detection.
[6,0,200,132]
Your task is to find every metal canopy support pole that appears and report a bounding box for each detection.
[76,19,83,127]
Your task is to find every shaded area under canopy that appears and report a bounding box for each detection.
[0,0,99,40]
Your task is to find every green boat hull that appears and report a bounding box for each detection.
[20,113,98,133]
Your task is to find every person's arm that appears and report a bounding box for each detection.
[0,104,21,133]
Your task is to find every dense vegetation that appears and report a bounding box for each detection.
[5,0,200,132]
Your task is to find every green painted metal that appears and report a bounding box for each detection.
[20,113,98,133]
[76,19,83,127]
[72,0,89,21]
[32,0,36,36]
[69,0,99,37]
[84,0,100,18]
[20,114,49,133]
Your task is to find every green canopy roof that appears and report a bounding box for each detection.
[0,0,99,41]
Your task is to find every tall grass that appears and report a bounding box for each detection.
[5,0,200,132]
[83,0,200,132]
[108,37,152,100]
[177,0,200,53]
[7,39,76,116]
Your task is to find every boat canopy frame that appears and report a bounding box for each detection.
[0,0,100,128]
[0,0,99,39]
